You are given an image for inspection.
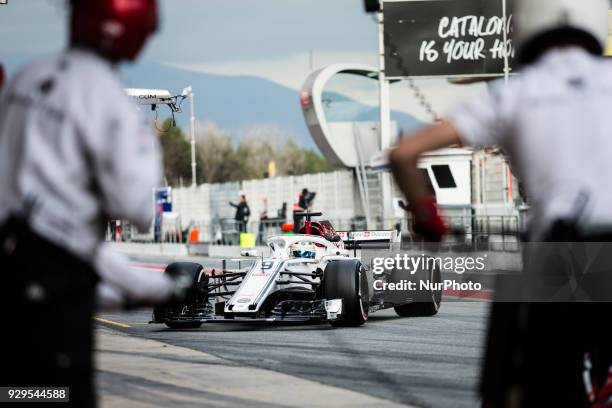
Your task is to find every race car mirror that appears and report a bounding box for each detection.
[324,233,342,243]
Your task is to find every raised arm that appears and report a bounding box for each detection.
[389,121,461,206]
[389,121,461,241]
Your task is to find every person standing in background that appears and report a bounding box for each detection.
[293,188,315,233]
[230,194,250,233]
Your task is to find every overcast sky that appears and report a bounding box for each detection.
[0,0,378,80]
[0,0,486,122]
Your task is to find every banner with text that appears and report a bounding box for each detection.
[383,0,516,78]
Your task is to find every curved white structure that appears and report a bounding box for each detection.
[301,64,383,168]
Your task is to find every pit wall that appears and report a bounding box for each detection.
[113,242,522,273]
[113,242,269,259]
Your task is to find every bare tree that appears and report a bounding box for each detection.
[236,125,283,178]
[277,140,307,176]
[195,121,240,183]
[191,122,336,183]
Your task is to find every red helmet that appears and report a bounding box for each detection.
[70,0,158,62]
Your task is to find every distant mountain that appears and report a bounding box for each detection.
[3,55,424,152]
[121,62,424,150]
[121,61,319,148]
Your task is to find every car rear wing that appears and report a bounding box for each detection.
[336,230,400,251]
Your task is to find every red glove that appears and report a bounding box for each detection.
[593,367,612,408]
[409,196,448,242]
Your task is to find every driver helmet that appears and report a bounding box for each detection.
[290,241,316,259]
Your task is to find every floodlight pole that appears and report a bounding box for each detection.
[378,7,391,151]
[188,87,197,187]
[502,0,510,86]
[378,3,394,228]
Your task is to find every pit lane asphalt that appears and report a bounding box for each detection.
[97,257,490,408]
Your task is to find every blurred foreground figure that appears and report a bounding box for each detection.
[0,1,193,406]
[390,0,612,406]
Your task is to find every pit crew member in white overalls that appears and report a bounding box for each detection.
[0,1,193,406]
[389,0,612,406]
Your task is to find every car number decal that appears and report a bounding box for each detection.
[252,260,276,276]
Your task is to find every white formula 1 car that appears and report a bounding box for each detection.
[151,213,442,328]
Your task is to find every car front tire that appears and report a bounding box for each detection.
[324,260,369,327]
[153,262,206,329]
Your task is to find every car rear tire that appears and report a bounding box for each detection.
[394,265,442,317]
[324,260,369,327]
[153,262,206,329]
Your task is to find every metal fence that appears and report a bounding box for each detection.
[399,215,522,253]
[231,215,523,252]
[107,213,524,253]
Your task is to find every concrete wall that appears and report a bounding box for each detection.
[241,170,356,222]
[171,170,356,236]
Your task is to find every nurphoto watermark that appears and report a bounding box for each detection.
[369,252,486,295]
